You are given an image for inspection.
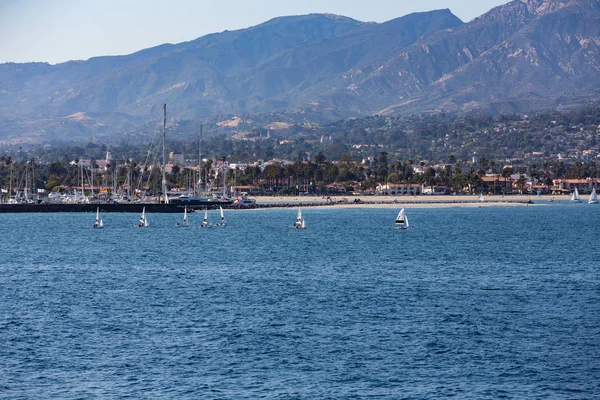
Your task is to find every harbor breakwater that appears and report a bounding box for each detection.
[0,199,533,213]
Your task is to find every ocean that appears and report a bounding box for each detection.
[0,204,599,398]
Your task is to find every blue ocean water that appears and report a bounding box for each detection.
[0,204,599,399]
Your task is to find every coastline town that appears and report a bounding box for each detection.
[1,144,598,207]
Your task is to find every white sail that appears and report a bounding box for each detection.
[396,207,409,229]
[177,206,189,226]
[571,187,582,203]
[200,209,210,228]
[138,207,149,227]
[93,207,103,229]
[395,207,405,224]
[294,208,305,229]
[218,206,226,226]
[589,188,598,204]
[479,193,485,202]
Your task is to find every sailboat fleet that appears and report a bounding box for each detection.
[568,186,598,204]
[93,184,598,229]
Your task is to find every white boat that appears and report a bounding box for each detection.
[478,193,485,202]
[571,187,582,203]
[589,188,598,204]
[200,209,211,228]
[214,206,226,227]
[233,196,256,205]
[176,206,189,226]
[92,207,103,229]
[293,208,305,229]
[137,207,149,228]
[395,207,409,230]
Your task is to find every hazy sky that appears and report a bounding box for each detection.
[0,0,510,64]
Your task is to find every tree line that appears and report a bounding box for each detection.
[1,151,598,198]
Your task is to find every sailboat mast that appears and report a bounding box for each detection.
[222,163,227,198]
[81,161,85,198]
[9,160,13,200]
[90,163,94,199]
[31,158,35,200]
[24,161,29,200]
[198,124,203,194]
[162,104,169,204]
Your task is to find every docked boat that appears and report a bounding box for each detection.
[233,196,256,205]
[170,194,213,205]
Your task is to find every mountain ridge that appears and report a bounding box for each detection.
[0,0,598,144]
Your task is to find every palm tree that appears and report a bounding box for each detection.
[502,167,513,194]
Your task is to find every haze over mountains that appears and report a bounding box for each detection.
[0,0,598,143]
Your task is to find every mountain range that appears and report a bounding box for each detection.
[0,0,598,144]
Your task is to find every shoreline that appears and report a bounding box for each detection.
[252,194,562,208]
[0,195,568,213]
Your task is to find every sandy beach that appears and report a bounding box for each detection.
[252,194,567,208]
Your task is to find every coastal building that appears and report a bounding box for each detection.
[376,183,423,196]
[551,178,597,194]
[169,152,184,165]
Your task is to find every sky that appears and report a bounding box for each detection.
[0,0,510,65]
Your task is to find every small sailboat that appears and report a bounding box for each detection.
[589,188,598,204]
[200,209,211,228]
[92,207,103,229]
[214,206,226,227]
[478,193,485,202]
[571,187,582,203]
[176,206,189,226]
[395,207,409,230]
[293,208,305,229]
[137,207,149,228]
[395,207,406,224]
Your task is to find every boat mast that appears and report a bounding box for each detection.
[24,161,29,201]
[198,124,203,194]
[222,162,227,199]
[9,160,13,201]
[90,163,94,199]
[80,161,85,199]
[162,104,169,204]
[31,158,36,200]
